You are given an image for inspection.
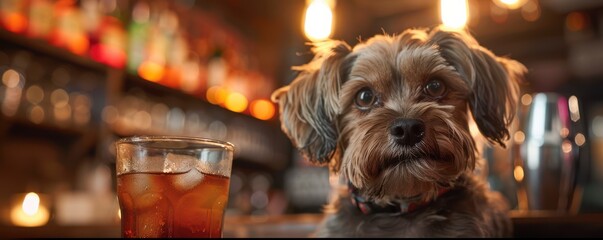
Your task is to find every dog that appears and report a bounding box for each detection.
[271,25,526,237]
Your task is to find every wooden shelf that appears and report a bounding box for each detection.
[0,115,97,138]
[0,29,109,73]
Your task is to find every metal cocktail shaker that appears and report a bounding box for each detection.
[517,92,584,212]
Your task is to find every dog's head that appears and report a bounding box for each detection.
[272,26,525,201]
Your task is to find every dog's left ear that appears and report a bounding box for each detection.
[429,27,526,147]
[271,41,353,164]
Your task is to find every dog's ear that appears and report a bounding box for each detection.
[271,41,353,164]
[429,27,526,147]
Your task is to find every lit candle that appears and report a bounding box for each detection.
[10,192,50,227]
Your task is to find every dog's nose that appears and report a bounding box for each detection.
[390,118,425,146]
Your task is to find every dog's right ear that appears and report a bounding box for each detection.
[271,41,353,165]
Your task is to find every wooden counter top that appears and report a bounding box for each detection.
[223,210,603,238]
[0,211,601,238]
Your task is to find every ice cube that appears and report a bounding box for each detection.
[174,194,211,237]
[197,149,232,176]
[172,168,205,192]
[163,153,197,174]
[117,147,162,174]
[135,193,173,237]
[136,192,167,210]
[119,173,154,197]
[131,154,165,173]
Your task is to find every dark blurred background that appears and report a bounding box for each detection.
[0,0,603,235]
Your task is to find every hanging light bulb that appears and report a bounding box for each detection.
[440,0,469,30]
[494,0,529,10]
[303,0,334,42]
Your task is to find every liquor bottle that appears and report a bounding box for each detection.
[27,0,54,40]
[50,2,89,55]
[87,0,127,68]
[126,1,150,74]
[0,0,28,34]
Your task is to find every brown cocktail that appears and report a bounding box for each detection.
[115,136,234,238]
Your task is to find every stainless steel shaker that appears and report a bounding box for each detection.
[518,92,584,212]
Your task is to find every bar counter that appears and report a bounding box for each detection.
[1,210,601,238]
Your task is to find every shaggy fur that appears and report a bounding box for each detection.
[271,26,526,237]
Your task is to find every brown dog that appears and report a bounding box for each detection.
[272,26,525,237]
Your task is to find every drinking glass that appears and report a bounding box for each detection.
[115,136,234,238]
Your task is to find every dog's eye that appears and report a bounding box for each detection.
[424,79,446,98]
[355,87,375,109]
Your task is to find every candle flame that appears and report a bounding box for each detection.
[11,192,49,227]
[22,192,41,216]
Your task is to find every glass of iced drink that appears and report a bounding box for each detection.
[115,136,234,238]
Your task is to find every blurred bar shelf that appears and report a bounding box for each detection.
[0,24,293,172]
[0,29,108,73]
[0,114,97,138]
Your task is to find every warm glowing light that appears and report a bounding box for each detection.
[22,193,40,215]
[68,33,90,55]
[225,92,248,113]
[562,140,573,153]
[25,85,44,105]
[250,99,276,120]
[575,133,586,147]
[10,192,50,227]
[440,0,468,30]
[514,131,525,144]
[521,94,532,106]
[206,86,229,105]
[566,12,587,32]
[29,105,45,124]
[1,70,23,117]
[53,104,71,122]
[138,61,165,82]
[521,0,541,22]
[2,69,21,88]
[495,0,528,10]
[50,89,69,108]
[514,166,524,182]
[560,127,569,138]
[303,0,333,42]
[3,13,27,33]
[568,95,580,122]
[207,86,228,105]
